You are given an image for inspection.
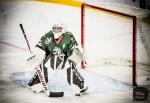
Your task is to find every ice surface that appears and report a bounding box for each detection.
[10,69,132,93]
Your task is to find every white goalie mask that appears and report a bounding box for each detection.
[52,23,65,39]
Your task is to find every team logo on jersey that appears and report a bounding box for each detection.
[53,47,61,55]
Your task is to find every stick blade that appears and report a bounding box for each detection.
[49,92,64,97]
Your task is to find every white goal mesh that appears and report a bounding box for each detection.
[81,4,137,85]
[83,6,133,66]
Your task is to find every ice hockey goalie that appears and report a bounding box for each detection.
[27,23,88,96]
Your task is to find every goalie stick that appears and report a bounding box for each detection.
[19,24,50,96]
[19,24,32,53]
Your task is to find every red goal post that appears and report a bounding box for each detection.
[81,3,137,86]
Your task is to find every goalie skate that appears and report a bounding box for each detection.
[75,87,89,96]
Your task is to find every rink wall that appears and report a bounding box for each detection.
[36,0,82,7]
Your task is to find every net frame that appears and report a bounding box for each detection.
[81,3,137,86]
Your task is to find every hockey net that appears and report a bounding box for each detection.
[81,3,137,86]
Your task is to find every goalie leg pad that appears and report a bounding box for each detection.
[66,60,85,89]
[72,69,84,89]
[27,65,48,86]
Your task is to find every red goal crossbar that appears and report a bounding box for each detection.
[81,3,137,86]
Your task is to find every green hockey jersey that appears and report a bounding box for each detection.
[36,31,78,57]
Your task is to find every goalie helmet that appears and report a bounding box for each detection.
[52,22,65,39]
